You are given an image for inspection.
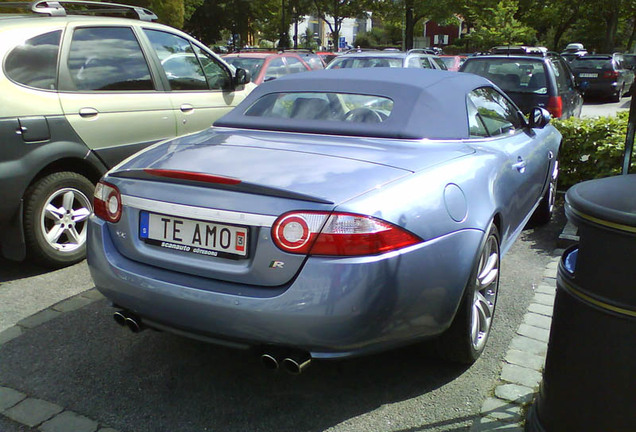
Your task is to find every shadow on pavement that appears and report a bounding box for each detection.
[0,301,478,432]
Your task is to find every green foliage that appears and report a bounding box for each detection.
[150,0,184,29]
[464,0,536,51]
[553,112,634,190]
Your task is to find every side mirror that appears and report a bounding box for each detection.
[529,107,551,129]
[233,68,250,87]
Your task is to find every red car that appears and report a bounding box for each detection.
[439,55,467,71]
[223,51,313,84]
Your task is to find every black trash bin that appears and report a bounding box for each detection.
[526,174,636,432]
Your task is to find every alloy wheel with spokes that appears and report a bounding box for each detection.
[470,231,500,352]
[24,171,94,268]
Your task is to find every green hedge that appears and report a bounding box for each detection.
[552,112,634,190]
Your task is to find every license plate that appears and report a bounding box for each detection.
[139,211,248,259]
[579,73,598,78]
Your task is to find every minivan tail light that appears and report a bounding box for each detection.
[546,96,562,118]
[272,211,422,256]
[94,181,122,223]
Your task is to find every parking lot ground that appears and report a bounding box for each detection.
[0,203,566,432]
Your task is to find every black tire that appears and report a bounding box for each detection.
[23,172,94,268]
[612,85,623,102]
[531,158,559,225]
[436,224,500,364]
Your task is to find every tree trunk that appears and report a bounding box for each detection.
[603,8,620,52]
[405,0,414,50]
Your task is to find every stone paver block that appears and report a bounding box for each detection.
[80,289,105,301]
[0,326,22,345]
[505,349,545,370]
[528,303,554,317]
[17,309,62,329]
[0,386,27,412]
[480,397,523,422]
[535,284,556,295]
[543,267,557,279]
[517,324,550,343]
[546,260,559,271]
[510,335,548,356]
[501,363,543,389]
[523,312,552,330]
[532,293,555,307]
[471,417,524,431]
[40,410,99,432]
[4,398,63,427]
[51,296,93,313]
[494,383,535,404]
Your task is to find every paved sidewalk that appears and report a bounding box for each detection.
[470,251,562,431]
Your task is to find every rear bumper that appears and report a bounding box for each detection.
[87,217,484,359]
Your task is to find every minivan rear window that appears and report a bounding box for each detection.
[461,58,547,94]
[5,30,61,90]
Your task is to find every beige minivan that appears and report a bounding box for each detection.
[0,1,254,267]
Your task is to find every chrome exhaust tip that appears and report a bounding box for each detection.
[113,311,127,326]
[282,353,312,375]
[124,316,143,333]
[261,353,280,370]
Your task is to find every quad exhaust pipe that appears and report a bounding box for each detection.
[113,310,145,333]
[260,348,312,375]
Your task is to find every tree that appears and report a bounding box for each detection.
[463,0,535,51]
[309,0,372,49]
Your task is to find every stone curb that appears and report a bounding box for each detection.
[0,289,116,432]
[470,252,561,431]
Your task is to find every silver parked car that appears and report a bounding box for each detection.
[87,68,561,373]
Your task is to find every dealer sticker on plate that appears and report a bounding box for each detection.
[139,211,248,259]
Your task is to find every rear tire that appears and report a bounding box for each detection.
[436,224,500,364]
[23,172,94,268]
[612,85,623,102]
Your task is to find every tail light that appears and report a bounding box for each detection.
[602,70,619,79]
[546,96,563,119]
[94,181,122,223]
[272,211,422,256]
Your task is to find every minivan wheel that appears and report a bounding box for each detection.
[23,172,94,268]
[612,85,623,102]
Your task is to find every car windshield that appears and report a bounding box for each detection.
[327,57,403,69]
[571,58,612,69]
[244,92,394,123]
[462,58,547,94]
[224,57,265,78]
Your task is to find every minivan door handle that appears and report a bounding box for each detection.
[180,104,194,113]
[79,108,98,118]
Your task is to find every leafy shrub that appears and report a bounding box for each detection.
[552,112,634,190]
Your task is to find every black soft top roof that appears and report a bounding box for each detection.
[214,68,494,140]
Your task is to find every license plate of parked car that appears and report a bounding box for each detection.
[579,73,598,78]
[139,211,248,258]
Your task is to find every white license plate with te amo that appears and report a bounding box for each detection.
[139,211,248,259]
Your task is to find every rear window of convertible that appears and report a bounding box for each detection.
[244,92,394,124]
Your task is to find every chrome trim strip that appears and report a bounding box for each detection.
[121,195,277,227]
[559,278,636,318]
[568,205,636,234]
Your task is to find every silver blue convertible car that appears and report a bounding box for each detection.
[87,68,561,373]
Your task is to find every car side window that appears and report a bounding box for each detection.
[407,57,420,68]
[264,57,286,81]
[467,97,489,138]
[419,57,433,69]
[433,57,448,70]
[144,29,208,91]
[550,59,572,91]
[5,30,62,90]
[468,87,522,137]
[66,27,153,91]
[285,57,308,74]
[191,45,231,90]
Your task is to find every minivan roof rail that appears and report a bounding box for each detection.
[0,1,157,21]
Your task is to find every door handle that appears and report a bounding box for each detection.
[79,108,98,118]
[180,104,194,113]
[512,157,526,173]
